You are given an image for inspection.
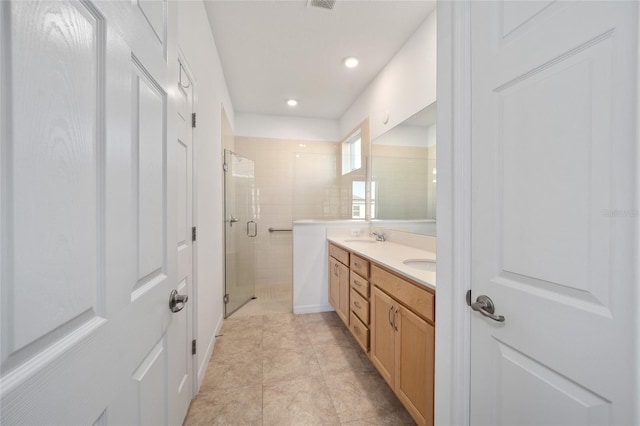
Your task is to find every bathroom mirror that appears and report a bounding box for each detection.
[370,102,436,235]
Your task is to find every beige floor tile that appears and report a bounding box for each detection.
[184,312,415,426]
[184,384,262,426]
[262,326,310,351]
[316,344,376,377]
[263,377,340,426]
[263,346,322,384]
[325,371,405,423]
[300,311,343,327]
[210,334,262,361]
[220,315,265,335]
[230,296,292,318]
[340,409,416,426]
[262,312,307,331]
[307,323,358,348]
[201,351,262,391]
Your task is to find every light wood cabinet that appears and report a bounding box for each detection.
[327,241,435,426]
[328,257,340,310]
[395,304,434,426]
[328,244,350,326]
[370,286,396,386]
[349,256,371,351]
[370,265,435,426]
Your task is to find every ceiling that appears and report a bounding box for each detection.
[204,0,436,120]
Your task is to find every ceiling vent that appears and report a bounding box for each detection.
[307,0,336,10]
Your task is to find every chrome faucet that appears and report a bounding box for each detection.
[371,231,386,242]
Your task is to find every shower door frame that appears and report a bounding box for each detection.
[223,149,257,317]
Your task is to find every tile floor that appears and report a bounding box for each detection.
[229,286,292,318]
[183,311,416,425]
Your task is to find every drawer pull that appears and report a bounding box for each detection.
[354,262,360,267]
[388,305,394,327]
[354,280,362,287]
[354,301,362,309]
[393,307,399,331]
[353,325,360,335]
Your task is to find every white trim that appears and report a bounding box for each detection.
[293,304,335,315]
[197,312,223,392]
[629,7,640,424]
[177,47,199,399]
[435,1,472,425]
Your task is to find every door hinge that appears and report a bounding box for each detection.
[191,339,197,355]
[192,112,196,128]
[192,226,197,242]
[223,162,228,172]
[466,289,472,306]
[223,293,229,304]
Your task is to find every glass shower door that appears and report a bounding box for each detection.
[224,149,257,317]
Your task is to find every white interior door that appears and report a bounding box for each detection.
[470,1,638,425]
[168,56,195,425]
[1,1,179,424]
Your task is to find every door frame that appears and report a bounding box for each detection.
[176,47,199,399]
[435,1,472,425]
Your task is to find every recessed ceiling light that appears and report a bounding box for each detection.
[287,99,298,107]
[343,57,359,68]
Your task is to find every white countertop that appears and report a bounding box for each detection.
[327,236,436,291]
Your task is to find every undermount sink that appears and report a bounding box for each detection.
[403,259,436,272]
[344,239,377,244]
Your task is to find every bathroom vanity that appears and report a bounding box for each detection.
[327,235,436,426]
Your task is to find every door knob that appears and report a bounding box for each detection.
[471,295,505,322]
[169,289,188,313]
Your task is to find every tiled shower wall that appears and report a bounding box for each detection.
[234,137,338,294]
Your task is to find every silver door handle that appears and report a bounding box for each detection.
[471,295,505,322]
[169,289,188,313]
[228,215,239,227]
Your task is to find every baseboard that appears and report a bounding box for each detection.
[293,303,334,314]
[196,312,223,392]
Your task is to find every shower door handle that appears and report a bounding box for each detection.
[247,221,257,237]
[229,215,239,227]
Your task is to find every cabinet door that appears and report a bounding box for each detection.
[328,257,339,310]
[337,261,350,326]
[395,305,434,426]
[370,287,396,388]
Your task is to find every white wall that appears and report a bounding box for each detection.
[177,0,234,390]
[374,123,436,147]
[339,10,437,141]
[235,112,341,142]
[293,222,370,313]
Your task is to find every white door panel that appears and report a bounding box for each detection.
[470,1,637,424]
[1,0,179,424]
[3,0,101,363]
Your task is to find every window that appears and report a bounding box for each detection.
[370,181,376,219]
[342,129,362,175]
[351,181,365,219]
[351,180,375,219]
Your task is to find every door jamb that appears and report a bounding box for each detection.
[177,47,199,399]
[435,1,472,425]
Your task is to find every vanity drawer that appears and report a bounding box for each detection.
[371,265,435,323]
[350,272,370,298]
[350,288,370,324]
[329,243,350,266]
[350,254,370,278]
[349,312,369,352]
